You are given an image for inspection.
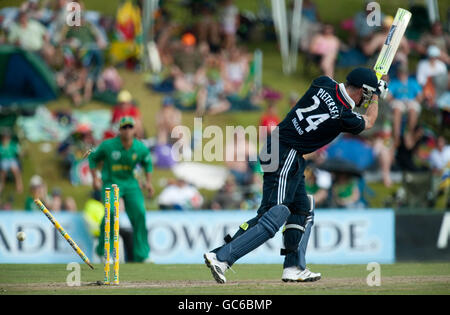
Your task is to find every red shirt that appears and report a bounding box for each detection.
[112,104,141,124]
[260,114,280,133]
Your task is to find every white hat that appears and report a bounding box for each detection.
[30,175,43,187]
[427,45,441,58]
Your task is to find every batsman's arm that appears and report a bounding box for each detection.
[362,95,379,130]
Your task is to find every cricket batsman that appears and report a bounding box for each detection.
[89,116,154,262]
[205,68,388,283]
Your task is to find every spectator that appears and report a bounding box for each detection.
[196,68,231,115]
[195,2,221,52]
[396,125,426,172]
[430,136,450,174]
[7,10,55,63]
[363,15,409,75]
[211,176,243,210]
[309,24,340,78]
[260,102,280,135]
[352,2,384,46]
[0,129,23,194]
[416,21,450,64]
[111,90,144,138]
[56,54,88,106]
[293,0,322,52]
[50,187,77,212]
[225,130,257,186]
[219,0,239,50]
[305,165,331,208]
[372,121,395,187]
[172,33,204,93]
[158,178,203,210]
[58,123,96,178]
[156,96,182,145]
[96,64,123,94]
[387,65,423,147]
[222,47,249,93]
[332,173,363,208]
[59,10,107,49]
[417,46,448,106]
[417,46,448,86]
[429,136,450,205]
[24,175,48,211]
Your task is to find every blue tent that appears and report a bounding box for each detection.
[326,136,376,170]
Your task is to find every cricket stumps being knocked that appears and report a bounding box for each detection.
[34,199,94,270]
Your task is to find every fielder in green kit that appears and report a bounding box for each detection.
[89,116,154,262]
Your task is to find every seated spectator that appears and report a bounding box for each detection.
[387,66,423,147]
[58,123,96,177]
[417,46,448,106]
[351,3,384,47]
[156,96,182,145]
[332,173,363,208]
[158,178,203,210]
[222,47,249,94]
[219,0,239,50]
[24,175,48,211]
[211,176,243,210]
[0,129,23,194]
[7,10,55,63]
[396,125,426,172]
[112,90,144,138]
[429,136,450,205]
[196,69,230,115]
[50,187,77,212]
[59,11,106,100]
[171,33,205,93]
[363,16,409,75]
[195,2,221,52]
[416,21,450,64]
[59,10,107,50]
[309,24,340,78]
[430,136,450,175]
[56,54,88,106]
[305,165,331,208]
[372,121,395,187]
[225,130,258,186]
[96,64,123,94]
[259,102,280,136]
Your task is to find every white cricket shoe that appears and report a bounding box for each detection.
[204,252,229,284]
[282,267,321,282]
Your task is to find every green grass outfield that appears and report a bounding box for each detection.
[0,263,449,295]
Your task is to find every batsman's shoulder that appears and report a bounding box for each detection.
[312,75,336,86]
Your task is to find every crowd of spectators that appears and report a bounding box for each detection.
[0,0,449,211]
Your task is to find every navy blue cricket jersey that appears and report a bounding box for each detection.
[278,76,365,154]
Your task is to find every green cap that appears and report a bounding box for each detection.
[119,116,135,128]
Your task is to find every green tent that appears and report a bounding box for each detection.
[0,45,59,113]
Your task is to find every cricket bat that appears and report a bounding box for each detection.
[373,8,412,81]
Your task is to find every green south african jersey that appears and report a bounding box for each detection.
[89,137,153,189]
